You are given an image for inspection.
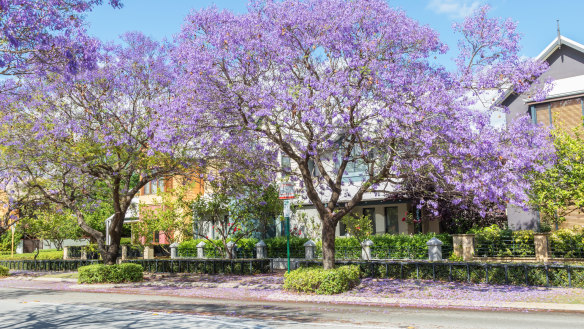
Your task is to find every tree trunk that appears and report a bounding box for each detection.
[321,217,336,269]
[101,218,122,264]
[102,243,119,265]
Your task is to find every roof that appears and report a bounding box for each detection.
[500,35,584,105]
[105,197,139,223]
[528,74,584,103]
[535,35,584,62]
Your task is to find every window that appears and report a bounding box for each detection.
[337,145,369,181]
[339,221,347,236]
[531,97,584,131]
[551,98,583,131]
[384,207,398,234]
[153,231,160,243]
[346,147,368,175]
[363,208,376,234]
[281,154,291,173]
[307,159,320,177]
[143,178,165,195]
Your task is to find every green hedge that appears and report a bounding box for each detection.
[550,227,584,258]
[471,225,535,257]
[284,265,361,294]
[78,263,143,284]
[0,249,63,260]
[178,237,310,258]
[178,234,451,260]
[0,265,8,276]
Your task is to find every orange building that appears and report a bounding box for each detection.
[137,175,205,244]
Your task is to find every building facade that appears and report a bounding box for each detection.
[504,35,584,230]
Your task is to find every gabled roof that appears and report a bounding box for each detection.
[500,35,584,105]
[535,35,584,62]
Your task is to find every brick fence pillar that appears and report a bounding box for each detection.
[534,233,550,262]
[453,234,475,261]
[143,246,154,260]
[121,245,128,261]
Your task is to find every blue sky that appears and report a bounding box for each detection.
[86,0,584,69]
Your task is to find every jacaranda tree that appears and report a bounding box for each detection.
[160,1,554,269]
[0,0,122,81]
[0,0,122,236]
[0,33,195,264]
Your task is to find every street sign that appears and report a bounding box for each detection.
[279,182,295,200]
[283,199,291,218]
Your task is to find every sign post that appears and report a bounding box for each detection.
[279,183,294,273]
[10,217,15,258]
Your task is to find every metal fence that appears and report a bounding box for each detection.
[126,245,143,259]
[267,247,304,259]
[297,260,584,288]
[0,259,100,271]
[125,259,272,275]
[474,239,535,257]
[549,241,584,259]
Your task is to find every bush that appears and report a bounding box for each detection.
[0,265,8,277]
[78,263,143,284]
[283,265,360,294]
[471,224,535,257]
[550,227,584,258]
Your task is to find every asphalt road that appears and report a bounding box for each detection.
[0,287,582,328]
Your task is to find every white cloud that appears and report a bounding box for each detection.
[427,0,481,18]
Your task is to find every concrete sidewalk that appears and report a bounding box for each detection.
[1,272,584,313]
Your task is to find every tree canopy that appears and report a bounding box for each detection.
[159,1,553,268]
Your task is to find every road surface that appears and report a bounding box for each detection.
[0,287,582,328]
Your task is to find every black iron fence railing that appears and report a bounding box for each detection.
[124,245,143,259]
[298,260,584,288]
[474,238,535,257]
[69,246,82,258]
[0,259,100,271]
[267,247,304,259]
[549,242,584,259]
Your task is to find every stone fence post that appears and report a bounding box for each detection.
[81,248,88,260]
[256,240,267,259]
[226,241,236,259]
[452,234,475,261]
[426,237,443,261]
[143,246,154,260]
[197,241,206,259]
[361,239,373,260]
[121,245,128,261]
[534,233,550,262]
[63,246,70,260]
[304,240,316,260]
[170,243,179,259]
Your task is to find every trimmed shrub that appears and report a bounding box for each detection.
[284,265,360,294]
[78,263,143,284]
[0,265,8,276]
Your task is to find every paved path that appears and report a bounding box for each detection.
[1,287,584,328]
